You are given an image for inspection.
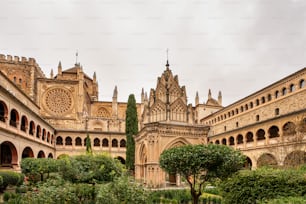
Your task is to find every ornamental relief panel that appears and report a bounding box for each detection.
[42,87,75,116]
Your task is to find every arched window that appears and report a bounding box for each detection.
[42,129,46,141]
[246,132,254,142]
[9,109,19,127]
[245,104,248,111]
[102,138,109,147]
[282,122,296,136]
[112,139,118,147]
[267,94,272,101]
[256,99,260,106]
[290,84,295,92]
[65,137,72,146]
[256,129,265,140]
[215,140,220,144]
[120,139,126,147]
[256,115,260,121]
[229,137,235,146]
[36,125,41,138]
[240,106,244,112]
[94,138,100,146]
[29,121,35,135]
[235,109,238,114]
[237,134,243,144]
[250,102,253,108]
[300,79,305,88]
[275,108,280,116]
[275,90,280,99]
[47,132,50,142]
[20,115,28,132]
[282,87,287,96]
[261,97,265,104]
[75,137,82,146]
[269,126,279,138]
[56,136,63,145]
[222,138,227,145]
[0,101,8,122]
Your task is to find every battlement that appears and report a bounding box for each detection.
[0,54,37,65]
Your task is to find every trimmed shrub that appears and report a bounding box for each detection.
[0,171,24,192]
[148,189,191,203]
[260,196,306,204]
[221,168,306,204]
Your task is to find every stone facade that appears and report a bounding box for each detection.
[0,53,305,188]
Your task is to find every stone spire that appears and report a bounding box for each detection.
[195,91,199,106]
[208,89,212,99]
[218,91,222,105]
[58,61,62,75]
[93,72,96,82]
[166,48,170,70]
[50,69,54,78]
[141,88,144,103]
[113,86,118,99]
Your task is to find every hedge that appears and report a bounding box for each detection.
[0,171,24,192]
[221,168,306,204]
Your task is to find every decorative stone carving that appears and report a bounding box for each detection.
[43,88,73,115]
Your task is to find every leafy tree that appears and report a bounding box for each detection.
[85,133,92,154]
[159,144,245,204]
[21,158,60,183]
[125,94,138,172]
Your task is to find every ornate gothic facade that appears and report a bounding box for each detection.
[0,53,305,188]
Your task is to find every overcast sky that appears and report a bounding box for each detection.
[0,0,305,106]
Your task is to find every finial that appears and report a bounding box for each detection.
[208,89,212,99]
[50,69,54,78]
[166,48,170,68]
[93,72,96,82]
[76,50,78,65]
[58,61,62,69]
[113,86,118,98]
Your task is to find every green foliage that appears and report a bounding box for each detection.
[148,189,191,203]
[21,158,62,182]
[59,154,123,183]
[7,177,96,204]
[96,176,147,204]
[260,196,306,204]
[159,144,245,204]
[85,134,92,155]
[125,94,138,171]
[221,168,306,204]
[0,171,24,192]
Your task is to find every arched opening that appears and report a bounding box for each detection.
[94,138,100,147]
[29,121,35,135]
[75,137,82,146]
[139,144,148,184]
[120,139,126,148]
[48,153,53,158]
[47,132,50,143]
[65,137,72,146]
[102,138,109,147]
[283,122,296,136]
[37,151,45,158]
[246,132,254,142]
[9,109,19,127]
[257,153,277,167]
[268,126,279,138]
[229,136,235,146]
[56,136,63,145]
[116,156,125,164]
[0,141,18,167]
[282,88,287,95]
[299,79,305,88]
[22,147,34,158]
[112,139,118,147]
[283,151,306,167]
[42,129,46,141]
[51,135,54,144]
[256,129,265,141]
[275,90,280,99]
[237,134,243,144]
[0,101,8,122]
[215,140,220,144]
[244,157,252,169]
[290,84,295,92]
[20,115,28,132]
[36,125,41,138]
[222,138,227,145]
[267,94,272,101]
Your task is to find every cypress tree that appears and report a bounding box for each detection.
[125,94,138,172]
[86,133,92,154]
